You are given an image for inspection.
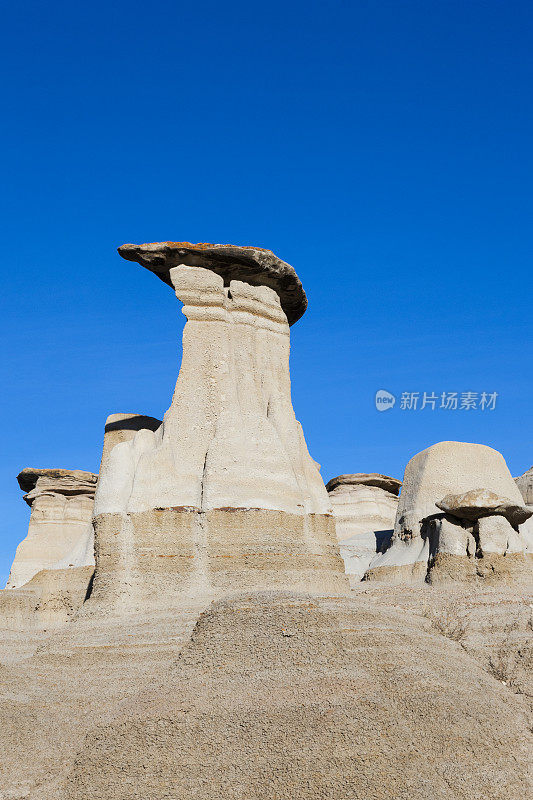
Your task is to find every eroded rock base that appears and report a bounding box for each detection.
[64,591,532,800]
[85,509,347,617]
[0,566,94,630]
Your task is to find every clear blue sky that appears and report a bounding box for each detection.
[1,0,532,585]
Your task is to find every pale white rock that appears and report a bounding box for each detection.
[7,469,98,589]
[364,442,532,584]
[364,535,429,584]
[394,442,525,540]
[86,250,348,617]
[326,477,399,543]
[9,470,97,589]
[326,474,399,583]
[428,515,476,557]
[476,516,523,555]
[52,526,96,570]
[519,514,533,552]
[100,413,162,472]
[5,415,162,594]
[94,266,330,517]
[516,466,533,505]
[339,531,393,583]
[0,566,94,630]
[515,465,533,552]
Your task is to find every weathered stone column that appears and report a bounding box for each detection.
[6,468,98,589]
[88,242,347,616]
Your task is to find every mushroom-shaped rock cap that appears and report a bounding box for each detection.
[325,473,402,496]
[436,488,532,527]
[117,241,307,326]
[17,468,98,494]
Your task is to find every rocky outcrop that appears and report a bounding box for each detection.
[1,241,533,800]
[6,469,98,589]
[516,466,533,505]
[437,488,532,526]
[100,413,162,471]
[365,442,533,585]
[0,566,94,630]
[327,473,399,583]
[325,473,401,496]
[85,247,347,618]
[1,417,162,631]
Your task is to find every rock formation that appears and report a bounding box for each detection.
[515,465,533,551]
[117,241,307,325]
[516,465,533,505]
[7,468,98,589]
[1,244,532,800]
[436,488,532,526]
[326,473,400,583]
[100,413,162,471]
[85,243,347,619]
[0,416,164,630]
[63,591,533,800]
[0,566,95,630]
[0,468,97,630]
[365,442,533,584]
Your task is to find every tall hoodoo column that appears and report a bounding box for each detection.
[88,242,347,616]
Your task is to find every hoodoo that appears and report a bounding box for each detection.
[86,243,347,618]
[365,442,533,584]
[7,468,98,589]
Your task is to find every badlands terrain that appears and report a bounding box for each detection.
[1,242,531,799]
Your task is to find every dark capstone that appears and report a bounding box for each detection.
[118,241,307,326]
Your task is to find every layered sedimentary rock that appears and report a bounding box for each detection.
[63,592,532,800]
[1,240,533,799]
[86,244,347,618]
[326,473,402,496]
[6,469,98,589]
[0,417,163,631]
[326,473,400,583]
[117,241,307,325]
[365,442,533,584]
[0,566,94,630]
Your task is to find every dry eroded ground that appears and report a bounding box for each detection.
[0,583,531,800]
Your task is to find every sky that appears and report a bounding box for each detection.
[1,0,532,585]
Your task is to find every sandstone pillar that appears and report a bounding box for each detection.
[7,468,98,589]
[87,242,348,616]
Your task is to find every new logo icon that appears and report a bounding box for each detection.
[375,389,396,412]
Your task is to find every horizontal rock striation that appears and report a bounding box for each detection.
[64,591,533,800]
[0,566,94,630]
